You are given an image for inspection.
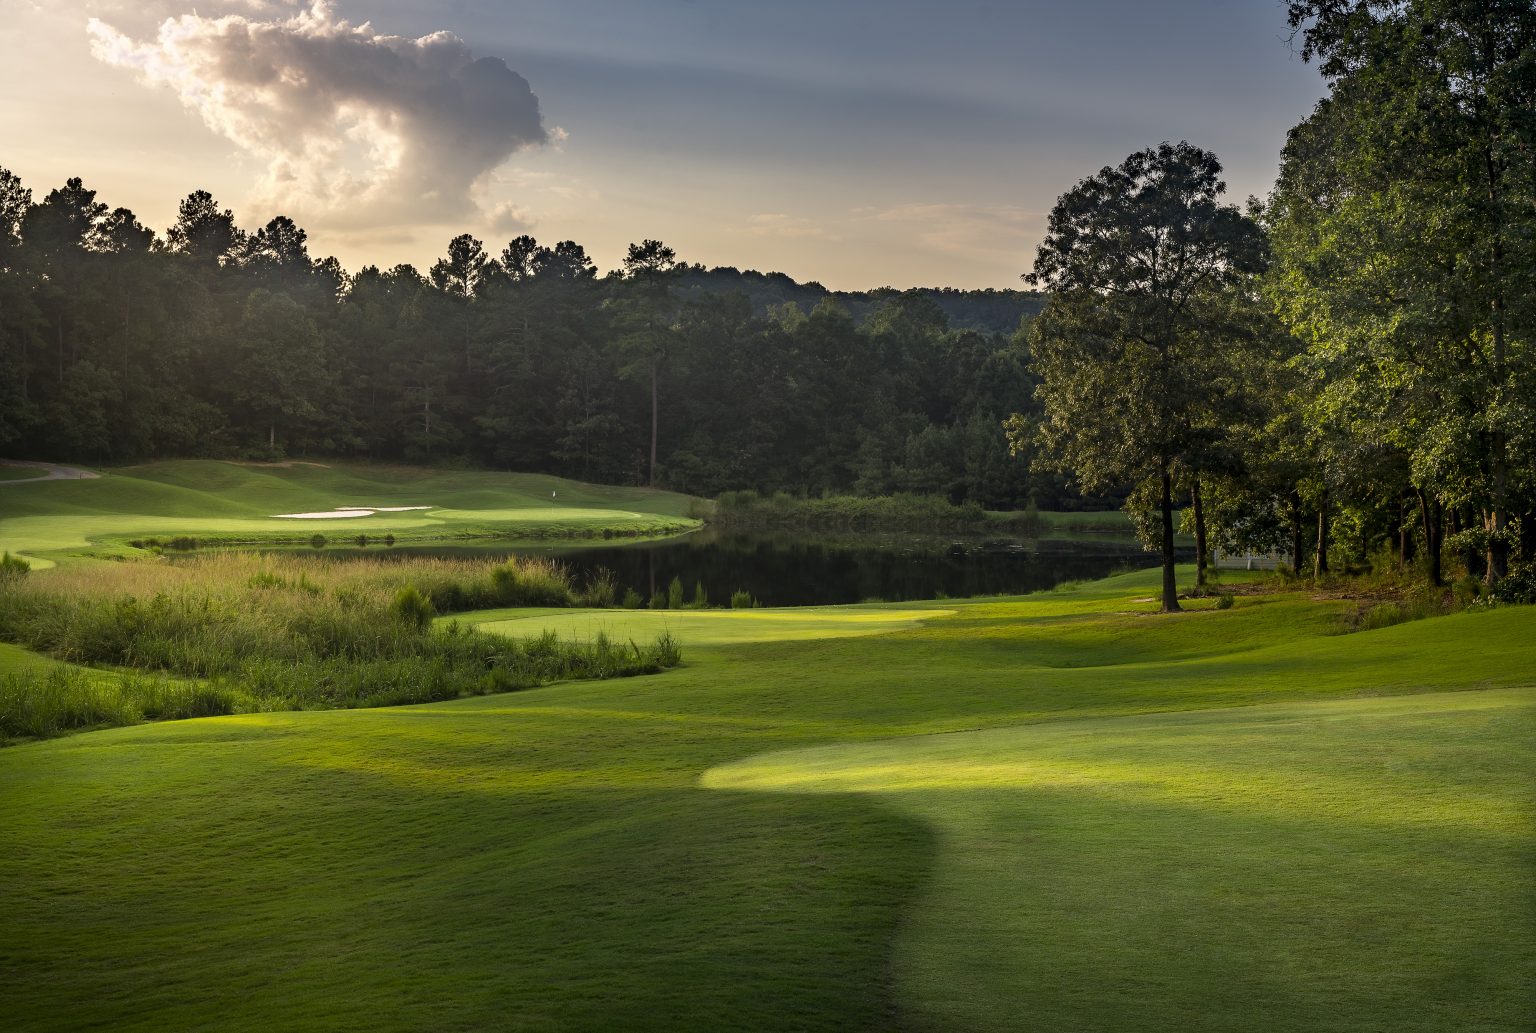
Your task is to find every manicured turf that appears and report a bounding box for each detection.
[0,459,699,563]
[464,605,954,646]
[705,688,1536,1032]
[0,641,66,676]
[2,566,1532,1031]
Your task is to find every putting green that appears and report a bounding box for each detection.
[705,687,1536,1032]
[0,460,698,562]
[469,605,954,646]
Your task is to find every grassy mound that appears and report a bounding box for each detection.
[0,459,699,563]
[0,566,1531,1031]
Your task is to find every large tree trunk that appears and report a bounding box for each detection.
[1191,476,1208,589]
[649,359,658,487]
[1160,467,1181,613]
[1314,488,1330,579]
[1417,489,1442,587]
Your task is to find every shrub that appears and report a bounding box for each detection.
[622,588,643,609]
[579,571,617,608]
[691,580,708,609]
[647,632,682,669]
[730,589,754,609]
[490,559,574,607]
[1215,593,1234,610]
[667,576,685,610]
[1451,575,1485,609]
[389,585,435,632]
[1488,562,1536,605]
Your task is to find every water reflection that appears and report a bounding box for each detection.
[302,530,1169,608]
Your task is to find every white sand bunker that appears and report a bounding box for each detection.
[273,505,434,519]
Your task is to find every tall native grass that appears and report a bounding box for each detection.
[0,553,680,741]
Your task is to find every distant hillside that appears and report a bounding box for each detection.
[673,266,1045,335]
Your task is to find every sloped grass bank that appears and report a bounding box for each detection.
[0,567,1531,1031]
[0,459,699,562]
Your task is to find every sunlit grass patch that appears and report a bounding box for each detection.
[467,605,953,647]
[704,687,1536,1033]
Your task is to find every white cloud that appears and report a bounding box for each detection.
[747,213,839,241]
[87,1,549,227]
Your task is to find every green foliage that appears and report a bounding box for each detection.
[621,588,643,609]
[489,560,575,608]
[1215,592,1235,610]
[730,589,754,609]
[1272,0,1536,585]
[712,490,1031,534]
[579,571,618,608]
[0,553,683,737]
[0,161,1053,508]
[0,667,237,741]
[667,576,685,610]
[691,580,708,609]
[389,585,435,632]
[1020,142,1269,611]
[1487,562,1536,606]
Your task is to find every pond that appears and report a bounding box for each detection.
[290,529,1171,608]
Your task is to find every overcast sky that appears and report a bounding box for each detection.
[1,0,1326,289]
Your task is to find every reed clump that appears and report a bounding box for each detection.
[0,552,681,741]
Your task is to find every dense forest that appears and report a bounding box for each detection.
[1007,1,1534,605]
[0,179,1058,506]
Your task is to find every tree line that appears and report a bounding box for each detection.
[0,176,1067,507]
[1014,0,1533,609]
[1,0,1529,604]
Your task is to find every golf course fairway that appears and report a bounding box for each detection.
[463,605,955,646]
[2,567,1532,1031]
[0,459,698,563]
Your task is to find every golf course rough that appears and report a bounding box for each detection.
[1,566,1533,1031]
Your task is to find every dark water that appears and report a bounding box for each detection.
[309,531,1166,607]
